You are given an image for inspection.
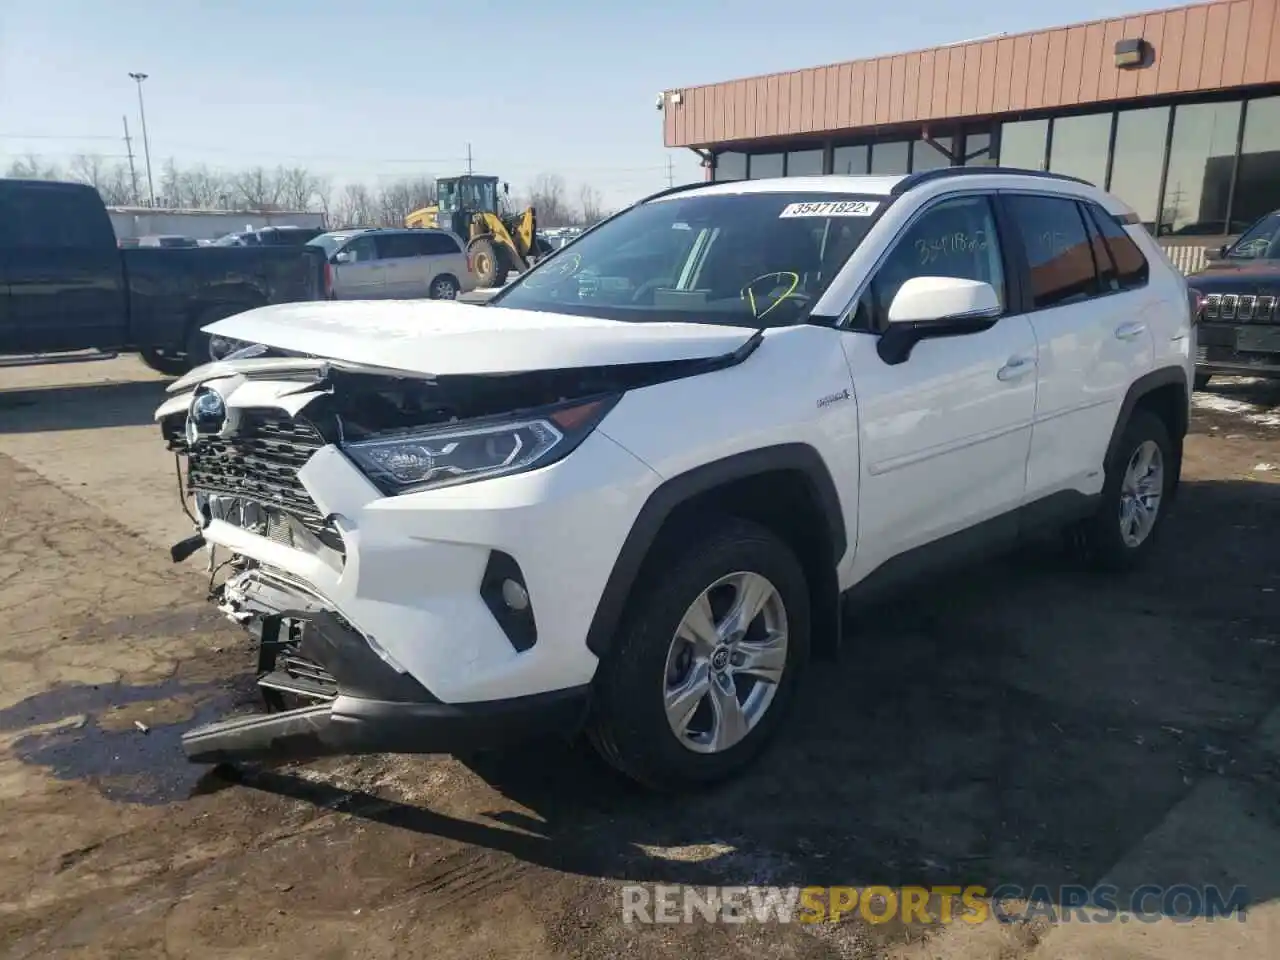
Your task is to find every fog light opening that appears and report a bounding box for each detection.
[501,578,530,611]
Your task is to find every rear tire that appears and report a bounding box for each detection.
[587,518,810,791]
[183,304,255,371]
[1194,372,1212,391]
[1072,409,1173,572]
[429,274,460,300]
[138,348,187,377]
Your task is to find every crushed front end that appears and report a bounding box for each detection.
[157,359,665,765]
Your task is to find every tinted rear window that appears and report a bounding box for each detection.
[1087,204,1149,289]
[1005,194,1098,309]
[0,184,114,249]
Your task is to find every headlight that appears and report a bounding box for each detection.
[344,396,618,494]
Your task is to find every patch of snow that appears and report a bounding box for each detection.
[1192,391,1280,427]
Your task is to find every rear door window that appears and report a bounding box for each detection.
[375,233,422,259]
[1085,204,1150,290]
[415,232,462,256]
[1005,194,1099,309]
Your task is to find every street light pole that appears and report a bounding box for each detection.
[128,72,155,207]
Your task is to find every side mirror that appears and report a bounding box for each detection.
[503,182,510,195]
[887,276,1001,324]
[879,276,1002,365]
[333,251,352,264]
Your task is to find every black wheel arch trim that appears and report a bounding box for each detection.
[584,443,847,659]
[1104,366,1189,469]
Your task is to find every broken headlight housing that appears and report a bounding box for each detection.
[344,395,619,495]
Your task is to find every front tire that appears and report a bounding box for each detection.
[587,518,810,790]
[1073,409,1173,571]
[467,237,500,287]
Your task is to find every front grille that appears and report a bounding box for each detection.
[185,410,332,539]
[1202,293,1278,323]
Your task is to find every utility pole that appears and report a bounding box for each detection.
[465,142,473,175]
[122,115,140,205]
[667,154,675,188]
[128,72,155,206]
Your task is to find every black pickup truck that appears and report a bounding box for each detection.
[0,178,325,374]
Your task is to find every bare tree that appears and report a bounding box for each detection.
[313,174,334,224]
[277,166,328,212]
[6,154,63,180]
[184,165,229,209]
[577,183,603,225]
[376,176,436,227]
[66,154,134,206]
[528,172,570,227]
[335,182,375,227]
[233,166,282,212]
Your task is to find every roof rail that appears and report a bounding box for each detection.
[891,166,1096,195]
[636,180,716,204]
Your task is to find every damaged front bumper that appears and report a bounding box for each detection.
[182,568,590,764]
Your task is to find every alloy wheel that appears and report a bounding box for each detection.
[662,571,788,754]
[1119,439,1164,548]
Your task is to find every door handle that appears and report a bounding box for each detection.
[997,355,1036,381]
[1115,321,1147,341]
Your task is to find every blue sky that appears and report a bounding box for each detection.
[2,0,1157,209]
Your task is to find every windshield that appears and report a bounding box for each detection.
[1226,212,1280,260]
[437,180,457,214]
[438,177,498,214]
[308,233,355,258]
[491,191,887,326]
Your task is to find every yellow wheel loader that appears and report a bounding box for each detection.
[405,175,552,287]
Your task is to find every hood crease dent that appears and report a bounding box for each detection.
[198,299,760,378]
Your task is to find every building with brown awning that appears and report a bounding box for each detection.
[659,0,1280,270]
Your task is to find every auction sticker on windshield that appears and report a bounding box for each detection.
[779,200,879,218]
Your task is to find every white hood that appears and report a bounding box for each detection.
[202,299,757,377]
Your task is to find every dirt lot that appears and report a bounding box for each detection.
[1,357,1278,959]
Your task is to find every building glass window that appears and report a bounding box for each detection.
[1160,101,1240,236]
[832,145,868,175]
[1107,107,1169,233]
[1235,96,1280,230]
[961,132,994,166]
[870,141,910,175]
[1048,113,1111,187]
[786,149,824,176]
[715,152,747,181]
[912,136,953,171]
[998,119,1048,170]
[749,152,784,179]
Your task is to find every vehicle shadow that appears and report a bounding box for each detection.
[1202,375,1280,403]
[0,378,171,434]
[232,476,1280,912]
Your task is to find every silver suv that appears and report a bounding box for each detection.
[309,228,476,300]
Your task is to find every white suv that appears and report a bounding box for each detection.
[157,169,1196,790]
